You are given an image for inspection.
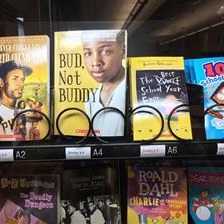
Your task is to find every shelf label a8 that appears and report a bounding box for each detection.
[217,143,224,155]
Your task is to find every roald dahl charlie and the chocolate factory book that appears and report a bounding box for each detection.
[127,164,188,224]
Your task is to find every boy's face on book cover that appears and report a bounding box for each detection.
[83,40,124,83]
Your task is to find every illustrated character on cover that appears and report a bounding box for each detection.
[25,97,43,140]
[1,200,48,224]
[13,117,27,140]
[82,30,126,136]
[14,100,26,122]
[29,121,40,140]
[208,83,224,128]
[193,189,214,221]
[213,197,224,224]
[0,60,33,135]
[4,209,31,224]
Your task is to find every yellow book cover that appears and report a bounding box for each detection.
[129,57,192,141]
[0,35,50,141]
[127,165,188,224]
[54,30,127,137]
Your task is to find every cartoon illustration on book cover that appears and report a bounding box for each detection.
[0,175,60,223]
[127,165,188,224]
[192,57,224,139]
[54,30,127,138]
[129,57,192,141]
[0,35,50,141]
[189,167,224,224]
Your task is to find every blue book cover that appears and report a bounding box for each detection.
[189,167,224,224]
[184,59,196,84]
[188,59,197,84]
[184,59,191,83]
[193,57,224,139]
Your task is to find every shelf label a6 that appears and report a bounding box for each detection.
[140,145,165,157]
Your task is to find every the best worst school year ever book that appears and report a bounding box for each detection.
[129,56,192,141]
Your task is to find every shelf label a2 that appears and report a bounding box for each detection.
[66,147,91,160]
[0,149,14,161]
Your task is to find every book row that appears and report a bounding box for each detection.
[0,160,223,224]
[0,31,223,142]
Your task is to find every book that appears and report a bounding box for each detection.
[129,56,192,141]
[184,59,191,83]
[184,59,197,84]
[61,164,121,224]
[188,167,224,224]
[0,35,50,141]
[0,174,60,223]
[127,164,188,224]
[54,30,127,137]
[186,84,205,140]
[192,57,224,139]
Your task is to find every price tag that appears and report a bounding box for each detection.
[140,145,165,157]
[217,143,224,155]
[0,149,14,161]
[66,147,91,160]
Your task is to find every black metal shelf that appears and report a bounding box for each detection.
[0,83,216,162]
[0,140,223,162]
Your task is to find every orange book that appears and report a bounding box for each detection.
[0,35,50,141]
